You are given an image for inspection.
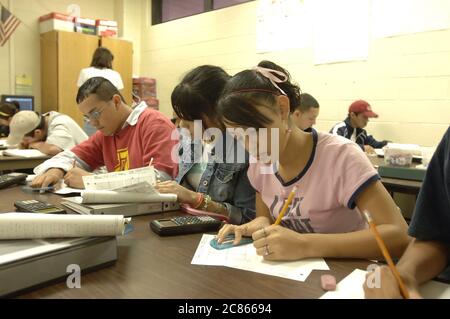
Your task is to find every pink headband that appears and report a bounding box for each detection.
[253,66,288,95]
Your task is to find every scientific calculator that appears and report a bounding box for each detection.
[14,200,66,214]
[150,215,222,236]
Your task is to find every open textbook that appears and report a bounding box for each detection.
[0,213,131,239]
[191,234,329,282]
[320,269,450,299]
[77,167,177,204]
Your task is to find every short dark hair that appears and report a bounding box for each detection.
[91,47,114,69]
[0,102,19,120]
[217,60,301,128]
[171,65,230,123]
[296,93,319,112]
[24,112,45,137]
[76,77,125,104]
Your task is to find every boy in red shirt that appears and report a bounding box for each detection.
[32,77,178,189]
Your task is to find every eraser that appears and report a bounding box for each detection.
[321,274,337,291]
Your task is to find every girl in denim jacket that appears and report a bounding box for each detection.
[155,65,256,224]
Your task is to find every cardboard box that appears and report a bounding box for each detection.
[96,19,118,37]
[39,13,75,34]
[133,77,157,98]
[74,17,96,35]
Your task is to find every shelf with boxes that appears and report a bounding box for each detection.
[39,12,118,37]
[133,77,159,110]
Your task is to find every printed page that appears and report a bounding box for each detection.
[80,190,177,204]
[192,234,329,282]
[82,167,157,190]
[0,213,131,239]
[3,149,47,158]
[320,269,450,299]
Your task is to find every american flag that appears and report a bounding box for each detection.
[0,5,21,47]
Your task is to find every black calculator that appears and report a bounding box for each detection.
[14,200,66,214]
[150,215,223,236]
[0,172,27,189]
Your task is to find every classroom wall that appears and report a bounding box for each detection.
[115,0,142,76]
[140,1,450,147]
[0,0,116,112]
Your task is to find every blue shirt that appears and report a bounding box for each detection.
[409,127,450,280]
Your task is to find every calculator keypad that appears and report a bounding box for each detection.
[172,216,216,225]
[18,200,53,210]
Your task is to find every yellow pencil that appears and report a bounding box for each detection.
[274,186,298,225]
[363,210,410,299]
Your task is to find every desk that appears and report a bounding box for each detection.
[0,155,50,171]
[368,156,422,197]
[0,187,374,299]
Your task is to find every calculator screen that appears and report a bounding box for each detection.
[159,220,177,227]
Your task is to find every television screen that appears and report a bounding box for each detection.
[1,95,34,111]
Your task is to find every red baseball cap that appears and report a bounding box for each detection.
[348,100,378,118]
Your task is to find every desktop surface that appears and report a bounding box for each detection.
[0,186,373,299]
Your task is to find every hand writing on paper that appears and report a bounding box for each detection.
[363,265,422,299]
[216,216,271,246]
[32,168,65,188]
[154,180,197,205]
[64,167,91,189]
[252,225,312,261]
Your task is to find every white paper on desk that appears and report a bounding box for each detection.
[82,166,157,190]
[80,190,177,204]
[320,269,450,299]
[114,181,158,193]
[191,234,329,282]
[2,149,47,158]
[53,182,82,195]
[0,213,131,239]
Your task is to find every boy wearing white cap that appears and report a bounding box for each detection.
[7,111,88,156]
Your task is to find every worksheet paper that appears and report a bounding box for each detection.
[82,167,157,190]
[320,269,450,299]
[192,234,329,282]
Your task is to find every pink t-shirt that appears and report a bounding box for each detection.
[247,130,379,234]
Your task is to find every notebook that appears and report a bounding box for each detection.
[61,196,180,216]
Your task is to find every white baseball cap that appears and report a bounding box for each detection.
[7,111,41,146]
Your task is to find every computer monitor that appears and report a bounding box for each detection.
[1,95,34,111]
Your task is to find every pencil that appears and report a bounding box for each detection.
[363,210,410,299]
[149,157,154,167]
[274,186,297,225]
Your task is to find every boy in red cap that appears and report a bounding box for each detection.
[330,100,388,153]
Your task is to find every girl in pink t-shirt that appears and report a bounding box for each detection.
[216,60,409,261]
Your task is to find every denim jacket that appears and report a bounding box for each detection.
[176,130,256,225]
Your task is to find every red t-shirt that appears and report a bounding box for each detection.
[72,107,178,177]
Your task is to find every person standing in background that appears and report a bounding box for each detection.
[291,93,320,132]
[77,47,124,136]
